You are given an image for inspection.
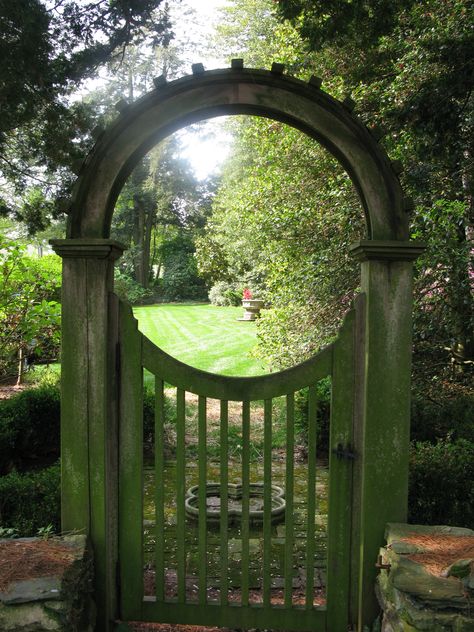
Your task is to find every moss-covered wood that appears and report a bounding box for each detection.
[51,240,124,632]
[67,66,408,242]
[350,242,425,626]
[51,64,425,632]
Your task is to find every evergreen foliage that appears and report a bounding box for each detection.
[0,0,172,232]
[0,462,60,536]
[111,135,215,301]
[276,0,474,368]
[0,385,60,474]
[408,439,474,528]
[199,1,363,368]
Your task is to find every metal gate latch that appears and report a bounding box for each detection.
[332,443,356,460]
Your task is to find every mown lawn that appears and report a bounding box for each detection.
[133,303,268,376]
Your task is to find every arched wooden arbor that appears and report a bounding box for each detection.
[52,62,424,632]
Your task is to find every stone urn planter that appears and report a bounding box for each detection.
[185,482,285,526]
[240,298,264,321]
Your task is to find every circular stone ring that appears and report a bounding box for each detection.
[185,482,285,526]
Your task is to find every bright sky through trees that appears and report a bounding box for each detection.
[177,120,233,181]
[172,0,232,180]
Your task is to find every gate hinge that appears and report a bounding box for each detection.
[332,442,356,460]
[116,559,121,605]
[375,554,391,571]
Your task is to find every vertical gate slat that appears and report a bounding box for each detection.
[262,398,272,607]
[118,302,143,620]
[305,385,318,608]
[220,400,229,606]
[241,400,251,606]
[198,396,207,604]
[284,393,295,608]
[155,378,165,602]
[176,388,186,602]
[326,310,355,631]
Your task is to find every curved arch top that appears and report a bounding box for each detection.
[68,65,408,241]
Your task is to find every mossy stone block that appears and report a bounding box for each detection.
[0,535,94,631]
[378,524,474,631]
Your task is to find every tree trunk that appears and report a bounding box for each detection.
[133,197,146,286]
[142,209,154,289]
[16,347,24,386]
[449,228,474,369]
[452,139,474,367]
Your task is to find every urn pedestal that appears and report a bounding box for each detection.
[239,298,264,321]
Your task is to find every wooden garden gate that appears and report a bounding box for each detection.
[117,297,361,631]
[51,63,424,632]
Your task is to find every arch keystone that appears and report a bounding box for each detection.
[271,62,285,75]
[114,98,129,112]
[308,75,323,89]
[153,75,167,88]
[192,62,205,74]
[391,159,404,175]
[343,95,356,111]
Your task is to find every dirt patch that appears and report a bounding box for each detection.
[0,384,28,400]
[143,568,326,609]
[402,533,474,576]
[181,393,265,434]
[0,539,76,592]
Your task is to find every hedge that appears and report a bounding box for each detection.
[408,438,474,528]
[0,462,60,536]
[0,385,60,474]
[1,385,473,533]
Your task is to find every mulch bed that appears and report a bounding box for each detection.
[401,533,474,576]
[0,539,77,592]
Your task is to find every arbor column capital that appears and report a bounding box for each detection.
[50,238,125,261]
[349,240,426,262]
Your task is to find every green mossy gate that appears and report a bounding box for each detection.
[118,298,357,631]
[51,62,424,632]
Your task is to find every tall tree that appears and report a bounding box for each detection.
[277,0,474,367]
[112,135,214,291]
[197,1,364,368]
[0,0,173,232]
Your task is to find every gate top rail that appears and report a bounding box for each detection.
[141,331,333,401]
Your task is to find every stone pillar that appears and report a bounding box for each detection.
[349,240,425,630]
[51,239,125,632]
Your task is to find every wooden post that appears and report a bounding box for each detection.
[51,238,124,632]
[349,240,425,629]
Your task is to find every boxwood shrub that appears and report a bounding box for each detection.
[408,438,474,528]
[410,394,474,444]
[0,462,60,536]
[0,385,60,474]
[1,384,472,533]
[143,388,176,454]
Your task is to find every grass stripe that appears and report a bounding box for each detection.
[133,303,266,376]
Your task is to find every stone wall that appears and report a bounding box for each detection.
[0,534,95,631]
[376,523,474,632]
